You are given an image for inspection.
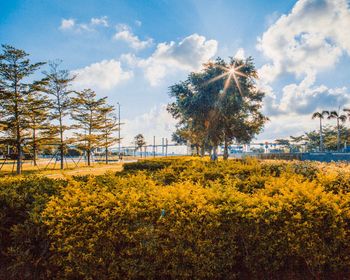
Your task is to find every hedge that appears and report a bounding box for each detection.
[2,158,350,279]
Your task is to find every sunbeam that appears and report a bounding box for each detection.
[207,62,247,96]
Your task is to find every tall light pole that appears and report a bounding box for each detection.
[117,102,121,159]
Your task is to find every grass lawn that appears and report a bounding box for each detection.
[0,159,124,178]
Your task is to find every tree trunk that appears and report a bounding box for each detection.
[59,123,64,170]
[87,150,91,166]
[33,144,37,166]
[60,144,64,169]
[105,146,108,164]
[14,81,21,175]
[16,140,22,175]
[33,128,37,166]
[337,119,340,152]
[223,138,229,160]
[319,119,323,152]
[16,119,22,174]
[211,146,218,161]
[200,141,205,157]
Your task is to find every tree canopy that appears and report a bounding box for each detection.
[168,57,267,159]
[0,45,46,174]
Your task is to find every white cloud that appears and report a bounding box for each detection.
[278,73,349,114]
[59,19,75,30]
[90,16,109,27]
[234,48,245,60]
[122,104,177,146]
[72,59,133,91]
[256,0,350,138]
[59,16,109,33]
[258,114,316,141]
[113,24,153,50]
[262,73,350,116]
[257,0,350,81]
[122,34,218,86]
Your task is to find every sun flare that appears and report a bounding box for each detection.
[207,62,247,96]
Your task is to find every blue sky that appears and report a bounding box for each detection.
[1,0,350,145]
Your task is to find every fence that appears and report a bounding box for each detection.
[243,152,350,162]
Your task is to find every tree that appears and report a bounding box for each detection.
[328,109,347,151]
[171,125,204,156]
[311,110,329,152]
[168,57,267,160]
[134,134,146,158]
[171,129,187,146]
[0,45,45,174]
[303,125,350,151]
[275,139,291,152]
[343,108,350,148]
[100,105,119,164]
[43,60,75,169]
[25,92,51,165]
[71,89,107,166]
[290,135,306,152]
[167,83,208,156]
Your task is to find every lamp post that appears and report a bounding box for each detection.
[117,102,121,160]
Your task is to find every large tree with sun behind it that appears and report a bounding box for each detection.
[168,57,267,159]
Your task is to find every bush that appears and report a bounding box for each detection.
[0,176,67,279]
[3,158,350,279]
[122,159,172,172]
[43,159,350,279]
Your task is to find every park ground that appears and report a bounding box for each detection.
[0,158,125,178]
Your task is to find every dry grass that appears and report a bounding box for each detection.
[0,159,124,178]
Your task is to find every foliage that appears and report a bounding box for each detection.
[167,57,267,159]
[0,44,46,174]
[100,105,120,164]
[25,92,52,165]
[43,60,76,169]
[133,134,146,157]
[327,109,347,151]
[0,176,67,279]
[0,45,120,173]
[301,125,350,152]
[3,158,350,278]
[71,89,109,166]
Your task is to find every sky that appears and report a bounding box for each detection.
[1,0,350,146]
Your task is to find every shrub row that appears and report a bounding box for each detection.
[1,158,350,279]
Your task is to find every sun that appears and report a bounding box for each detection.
[207,62,247,96]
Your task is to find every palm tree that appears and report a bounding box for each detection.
[311,110,329,152]
[343,108,350,150]
[328,108,347,151]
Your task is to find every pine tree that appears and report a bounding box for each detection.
[25,92,51,165]
[71,89,107,166]
[0,45,45,174]
[43,60,75,169]
[100,105,119,164]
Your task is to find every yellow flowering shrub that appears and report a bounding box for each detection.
[3,158,350,279]
[0,176,67,279]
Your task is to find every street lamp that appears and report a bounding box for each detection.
[117,102,121,159]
